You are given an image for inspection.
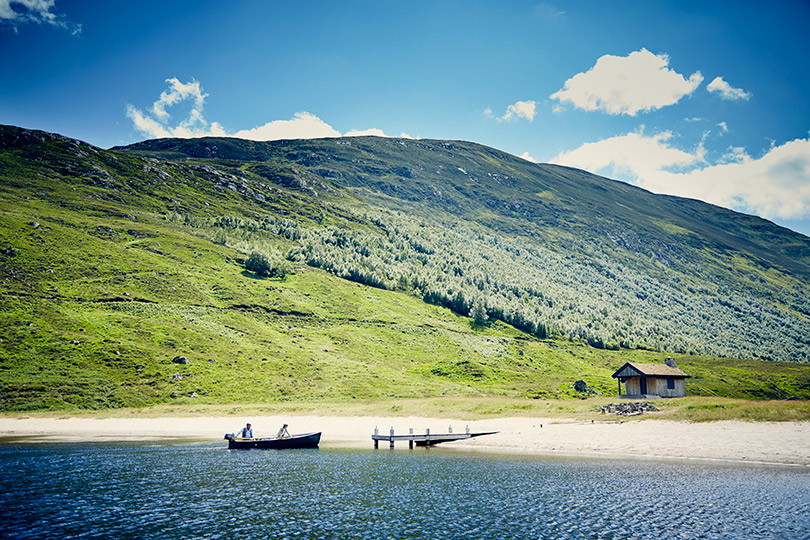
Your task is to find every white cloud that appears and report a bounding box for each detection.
[126,106,172,139]
[0,0,80,34]
[126,78,226,139]
[551,131,810,220]
[552,130,701,179]
[344,128,388,137]
[519,152,537,163]
[151,79,206,120]
[707,76,752,101]
[486,100,537,122]
[717,121,729,134]
[233,112,341,141]
[718,146,746,164]
[128,78,403,142]
[499,100,537,122]
[686,139,810,219]
[550,48,703,116]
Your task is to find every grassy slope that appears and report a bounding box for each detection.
[1,126,809,414]
[120,135,810,364]
[121,135,810,283]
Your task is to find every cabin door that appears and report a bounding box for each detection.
[640,376,647,395]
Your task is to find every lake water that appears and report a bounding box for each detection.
[1,442,808,539]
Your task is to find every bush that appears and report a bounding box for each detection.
[213,229,228,246]
[245,250,291,279]
[245,250,273,277]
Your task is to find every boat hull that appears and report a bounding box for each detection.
[226,432,321,449]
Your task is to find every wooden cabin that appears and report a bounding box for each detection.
[611,358,690,398]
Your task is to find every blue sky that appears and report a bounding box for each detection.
[2,1,810,237]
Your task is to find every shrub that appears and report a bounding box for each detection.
[245,250,273,277]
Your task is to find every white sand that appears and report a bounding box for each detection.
[1,415,808,466]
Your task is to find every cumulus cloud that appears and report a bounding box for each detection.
[151,79,206,121]
[551,131,810,221]
[552,130,701,179]
[519,152,537,163]
[344,128,388,137]
[127,78,399,142]
[126,78,226,139]
[550,48,703,116]
[718,146,746,164]
[707,76,752,101]
[500,100,537,122]
[233,113,341,141]
[0,0,80,34]
[485,101,537,122]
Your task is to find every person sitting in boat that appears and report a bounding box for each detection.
[236,423,254,439]
[276,424,291,438]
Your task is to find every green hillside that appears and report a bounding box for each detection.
[1,125,809,412]
[119,133,810,362]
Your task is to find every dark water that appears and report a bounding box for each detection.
[1,442,808,540]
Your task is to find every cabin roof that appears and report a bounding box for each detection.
[611,362,690,379]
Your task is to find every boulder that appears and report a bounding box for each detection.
[172,355,188,364]
[599,402,660,416]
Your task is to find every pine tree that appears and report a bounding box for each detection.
[469,297,488,326]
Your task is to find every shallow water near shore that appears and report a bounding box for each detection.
[1,442,808,539]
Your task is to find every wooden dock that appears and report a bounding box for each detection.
[372,426,498,448]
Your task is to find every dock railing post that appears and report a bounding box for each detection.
[426,427,430,446]
[374,426,379,449]
[389,427,395,449]
[448,425,453,434]
[409,427,414,449]
[466,425,470,435]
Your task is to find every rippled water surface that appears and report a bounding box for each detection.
[1,442,808,539]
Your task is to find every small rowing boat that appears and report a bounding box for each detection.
[224,432,321,450]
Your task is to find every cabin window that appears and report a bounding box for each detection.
[667,378,675,390]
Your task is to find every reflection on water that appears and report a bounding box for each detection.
[0,442,808,539]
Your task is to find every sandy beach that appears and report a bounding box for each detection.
[1,414,808,467]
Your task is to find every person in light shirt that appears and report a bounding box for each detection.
[276,424,291,438]
[235,423,254,438]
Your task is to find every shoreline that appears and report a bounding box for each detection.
[1,415,808,467]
